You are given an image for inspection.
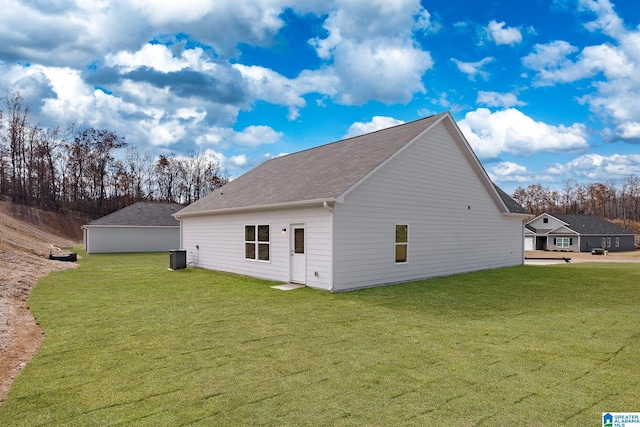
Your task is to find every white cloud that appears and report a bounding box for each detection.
[36,66,102,125]
[458,108,589,159]
[106,44,195,73]
[477,91,526,108]
[233,125,283,148]
[522,0,640,143]
[523,40,632,85]
[522,40,580,84]
[545,153,640,180]
[229,154,248,167]
[145,118,187,147]
[486,20,522,45]
[487,162,535,184]
[451,57,494,81]
[127,0,290,56]
[344,116,405,138]
[233,64,308,113]
[614,121,640,141]
[308,0,434,105]
[331,40,433,105]
[194,124,282,149]
[579,0,625,38]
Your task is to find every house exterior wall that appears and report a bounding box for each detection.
[85,226,179,253]
[528,215,564,231]
[542,235,580,252]
[180,205,333,290]
[579,235,635,252]
[332,122,523,291]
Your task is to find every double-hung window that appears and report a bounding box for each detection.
[245,225,270,261]
[395,224,408,263]
[556,237,569,248]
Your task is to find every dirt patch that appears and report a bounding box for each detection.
[0,200,83,406]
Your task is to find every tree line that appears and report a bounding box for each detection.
[4,90,640,228]
[512,178,640,224]
[0,92,227,217]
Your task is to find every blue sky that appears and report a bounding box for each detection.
[1,0,639,194]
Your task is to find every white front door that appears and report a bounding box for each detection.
[290,224,306,284]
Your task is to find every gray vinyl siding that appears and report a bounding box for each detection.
[332,122,523,291]
[84,226,179,253]
[580,235,635,252]
[180,205,333,290]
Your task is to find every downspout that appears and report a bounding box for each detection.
[323,201,335,291]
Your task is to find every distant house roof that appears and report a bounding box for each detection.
[176,112,527,218]
[86,202,183,227]
[550,213,634,235]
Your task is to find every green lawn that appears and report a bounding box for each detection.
[1,252,638,426]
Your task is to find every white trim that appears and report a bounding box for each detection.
[174,198,335,218]
[394,223,409,265]
[244,223,271,263]
[82,225,179,229]
[547,225,579,235]
[289,223,307,284]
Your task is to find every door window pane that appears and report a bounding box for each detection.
[294,228,305,254]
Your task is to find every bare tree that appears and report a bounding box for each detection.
[2,92,30,203]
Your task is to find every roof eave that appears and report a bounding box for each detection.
[502,212,533,219]
[82,224,180,228]
[174,198,337,218]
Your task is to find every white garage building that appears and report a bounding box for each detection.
[83,202,182,254]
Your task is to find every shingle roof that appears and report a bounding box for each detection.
[550,214,634,235]
[494,185,530,215]
[176,112,527,217]
[86,202,182,227]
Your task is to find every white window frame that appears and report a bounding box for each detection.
[556,237,570,248]
[395,224,408,264]
[616,237,620,248]
[245,224,270,262]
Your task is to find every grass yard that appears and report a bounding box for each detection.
[1,252,639,426]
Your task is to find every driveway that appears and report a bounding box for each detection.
[525,250,640,264]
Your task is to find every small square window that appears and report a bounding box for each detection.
[245,225,269,261]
